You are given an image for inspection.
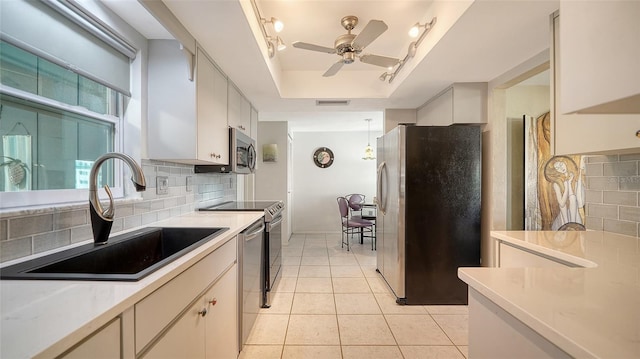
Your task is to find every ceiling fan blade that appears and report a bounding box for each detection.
[352,20,388,50]
[292,41,336,54]
[360,54,399,68]
[323,61,345,77]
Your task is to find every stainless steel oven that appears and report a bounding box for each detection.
[194,128,256,174]
[263,210,283,308]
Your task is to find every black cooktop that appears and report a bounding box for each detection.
[199,201,279,211]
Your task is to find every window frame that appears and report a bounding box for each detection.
[0,85,124,210]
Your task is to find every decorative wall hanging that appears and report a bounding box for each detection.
[313,147,334,168]
[263,144,278,162]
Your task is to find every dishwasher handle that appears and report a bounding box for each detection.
[242,221,265,241]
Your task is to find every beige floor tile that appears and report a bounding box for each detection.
[366,277,391,294]
[399,345,465,359]
[374,293,427,314]
[354,253,377,265]
[291,293,336,314]
[281,256,301,265]
[332,277,371,293]
[281,345,342,359]
[280,265,300,278]
[329,255,359,266]
[246,314,289,345]
[325,233,341,241]
[330,265,364,278]
[285,315,340,345]
[301,256,330,265]
[360,265,381,278]
[385,315,452,345]
[282,247,303,257]
[305,234,327,241]
[273,277,297,293]
[260,292,293,314]
[337,315,396,345]
[298,265,331,278]
[295,277,334,293]
[458,345,468,358]
[327,245,354,257]
[302,247,329,256]
[432,315,469,345]
[424,305,469,315]
[335,293,381,314]
[239,345,282,359]
[342,345,403,359]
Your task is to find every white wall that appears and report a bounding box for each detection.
[255,121,290,241]
[291,130,382,234]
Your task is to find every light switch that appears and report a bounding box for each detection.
[156,176,169,195]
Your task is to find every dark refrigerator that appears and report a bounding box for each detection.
[376,125,481,305]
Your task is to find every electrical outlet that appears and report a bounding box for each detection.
[156,176,169,195]
[186,176,193,192]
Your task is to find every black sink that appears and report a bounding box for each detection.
[0,227,228,281]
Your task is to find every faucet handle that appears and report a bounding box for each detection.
[102,185,115,219]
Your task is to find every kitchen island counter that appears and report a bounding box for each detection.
[0,211,264,359]
[459,230,640,359]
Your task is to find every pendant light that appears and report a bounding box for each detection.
[362,118,376,160]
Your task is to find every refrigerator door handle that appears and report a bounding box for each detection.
[377,161,387,214]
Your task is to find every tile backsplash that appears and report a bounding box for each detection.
[0,160,237,263]
[585,153,640,237]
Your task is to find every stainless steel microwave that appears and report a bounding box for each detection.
[194,128,256,174]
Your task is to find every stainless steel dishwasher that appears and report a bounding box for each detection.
[237,218,265,351]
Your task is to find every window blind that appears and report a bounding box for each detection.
[0,0,135,96]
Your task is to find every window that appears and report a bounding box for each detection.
[0,0,136,209]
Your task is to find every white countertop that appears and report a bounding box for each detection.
[459,230,640,359]
[0,211,264,359]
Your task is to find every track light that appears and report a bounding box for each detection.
[379,72,389,81]
[262,17,284,33]
[409,23,426,38]
[276,36,286,51]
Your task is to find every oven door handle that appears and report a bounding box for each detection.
[267,214,283,230]
[244,222,265,240]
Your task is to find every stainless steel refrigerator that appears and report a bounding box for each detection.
[376,125,481,305]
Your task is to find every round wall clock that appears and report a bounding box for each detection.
[313,147,334,168]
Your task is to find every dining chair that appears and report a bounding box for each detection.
[346,193,365,219]
[337,196,374,251]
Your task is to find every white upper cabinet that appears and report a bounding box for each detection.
[551,13,640,155]
[416,83,487,126]
[227,83,251,135]
[250,106,258,141]
[147,40,229,165]
[559,1,640,114]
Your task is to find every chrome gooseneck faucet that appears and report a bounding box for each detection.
[89,153,146,244]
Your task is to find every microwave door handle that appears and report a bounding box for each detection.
[248,144,256,172]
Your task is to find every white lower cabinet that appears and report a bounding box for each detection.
[137,237,239,359]
[142,265,237,359]
[61,318,121,359]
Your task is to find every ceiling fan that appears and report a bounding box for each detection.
[292,15,400,77]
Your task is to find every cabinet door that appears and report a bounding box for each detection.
[551,14,640,155]
[559,1,640,114]
[250,106,258,141]
[141,301,206,359]
[227,83,250,134]
[197,48,228,164]
[205,264,238,359]
[62,318,121,359]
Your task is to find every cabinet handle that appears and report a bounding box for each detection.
[198,308,208,317]
[208,298,217,306]
[209,153,221,159]
[239,125,246,131]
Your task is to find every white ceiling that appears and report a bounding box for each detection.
[102,0,559,132]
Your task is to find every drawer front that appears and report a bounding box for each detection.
[135,237,237,353]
